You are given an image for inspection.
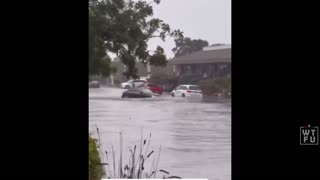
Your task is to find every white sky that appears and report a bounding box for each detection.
[148,0,231,59]
[109,0,231,60]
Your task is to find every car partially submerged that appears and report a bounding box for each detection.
[121,88,153,98]
[89,81,100,88]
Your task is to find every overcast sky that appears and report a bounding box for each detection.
[148,0,231,59]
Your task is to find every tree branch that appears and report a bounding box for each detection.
[150,35,161,38]
[149,32,169,38]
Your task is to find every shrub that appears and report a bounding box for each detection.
[89,136,105,180]
[198,77,231,97]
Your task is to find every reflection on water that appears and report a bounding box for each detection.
[89,87,231,180]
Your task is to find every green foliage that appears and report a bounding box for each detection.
[89,136,105,180]
[198,77,231,97]
[149,46,167,67]
[89,4,112,77]
[172,37,209,57]
[89,0,183,79]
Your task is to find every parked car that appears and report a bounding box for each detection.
[121,79,147,89]
[171,85,203,98]
[145,83,164,94]
[139,77,149,81]
[121,88,153,98]
[89,81,100,88]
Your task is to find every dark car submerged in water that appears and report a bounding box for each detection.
[121,88,153,98]
[89,81,100,88]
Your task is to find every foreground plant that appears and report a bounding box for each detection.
[89,135,105,180]
[95,126,181,179]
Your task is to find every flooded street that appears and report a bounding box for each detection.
[89,87,231,180]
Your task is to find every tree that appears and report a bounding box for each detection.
[172,37,209,57]
[89,4,112,77]
[89,0,183,79]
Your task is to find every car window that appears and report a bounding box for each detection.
[180,86,187,90]
[176,86,181,90]
[134,80,145,83]
[189,86,201,90]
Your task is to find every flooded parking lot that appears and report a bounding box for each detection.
[89,87,231,180]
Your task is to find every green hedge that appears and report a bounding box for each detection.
[198,77,231,97]
[89,136,105,180]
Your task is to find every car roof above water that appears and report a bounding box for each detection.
[179,84,199,87]
[128,87,150,91]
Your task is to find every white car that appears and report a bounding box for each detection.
[171,85,203,98]
[121,79,146,89]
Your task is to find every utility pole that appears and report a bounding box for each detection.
[147,61,151,78]
[110,74,114,86]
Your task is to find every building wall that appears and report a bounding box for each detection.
[176,62,231,79]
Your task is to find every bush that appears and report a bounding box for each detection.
[198,77,231,97]
[89,136,105,180]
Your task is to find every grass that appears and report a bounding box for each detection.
[94,125,181,179]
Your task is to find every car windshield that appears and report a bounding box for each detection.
[140,88,152,94]
[189,86,201,90]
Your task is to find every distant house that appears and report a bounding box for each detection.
[168,44,231,82]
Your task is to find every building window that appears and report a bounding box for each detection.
[185,65,191,74]
[219,64,227,70]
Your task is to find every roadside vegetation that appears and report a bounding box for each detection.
[89,0,183,79]
[198,77,231,98]
[89,136,105,180]
[91,126,181,179]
